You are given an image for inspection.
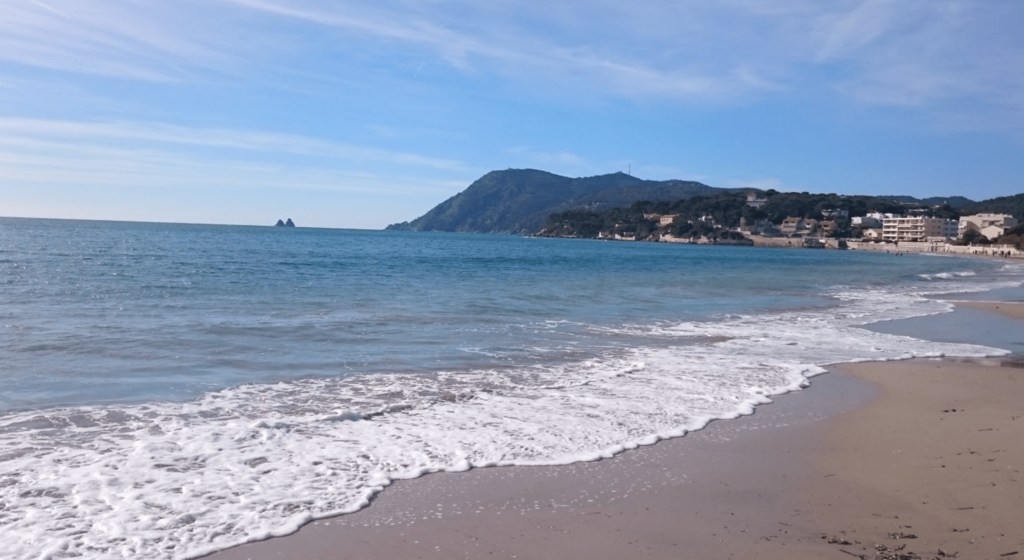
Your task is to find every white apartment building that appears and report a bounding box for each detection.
[959,214,1018,240]
[851,215,882,228]
[745,192,768,209]
[881,216,958,242]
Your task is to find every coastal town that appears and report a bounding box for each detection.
[540,190,1024,257]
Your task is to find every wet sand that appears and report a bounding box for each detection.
[204,371,874,560]
[203,334,1024,560]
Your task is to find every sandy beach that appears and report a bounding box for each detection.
[954,301,1024,321]
[798,358,1023,559]
[204,303,1024,560]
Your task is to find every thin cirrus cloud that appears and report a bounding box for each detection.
[0,0,232,82]
[0,0,770,100]
[0,142,457,196]
[1,0,1022,229]
[0,132,464,227]
[504,146,589,169]
[0,118,466,171]
[218,0,766,100]
[0,0,1020,112]
[0,118,472,226]
[810,0,1024,116]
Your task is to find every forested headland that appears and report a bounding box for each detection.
[537,190,960,241]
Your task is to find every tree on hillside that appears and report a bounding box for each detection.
[994,223,1024,250]
[958,230,991,245]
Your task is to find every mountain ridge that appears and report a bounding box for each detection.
[386,168,1014,235]
[386,169,727,235]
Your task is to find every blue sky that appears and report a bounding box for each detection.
[1,0,1023,228]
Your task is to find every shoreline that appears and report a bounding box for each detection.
[5,220,1023,560]
[204,301,1024,560]
[544,233,1024,260]
[203,365,875,560]
[952,300,1024,321]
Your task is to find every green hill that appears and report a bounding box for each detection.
[881,195,976,208]
[385,169,724,235]
[386,168,1019,236]
[960,193,1024,220]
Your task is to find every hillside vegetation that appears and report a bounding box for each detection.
[385,169,723,234]
[538,190,952,240]
[960,193,1024,221]
[386,168,1021,237]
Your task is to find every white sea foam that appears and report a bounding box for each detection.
[920,270,978,280]
[0,283,1014,560]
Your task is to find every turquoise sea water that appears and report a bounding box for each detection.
[1,217,1022,559]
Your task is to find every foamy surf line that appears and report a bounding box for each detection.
[0,283,1017,560]
[920,270,977,280]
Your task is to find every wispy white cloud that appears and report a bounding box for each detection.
[505,146,589,169]
[28,0,69,19]
[218,0,758,100]
[0,0,231,81]
[0,139,467,227]
[0,118,465,170]
[810,1,1024,115]
[814,0,904,62]
[0,0,1022,222]
[0,142,455,195]
[0,0,782,101]
[2,0,1021,114]
[0,118,472,227]
[727,178,787,191]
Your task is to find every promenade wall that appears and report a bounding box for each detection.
[846,240,1023,258]
[659,234,1024,258]
[749,236,802,248]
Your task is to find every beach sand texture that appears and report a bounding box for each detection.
[805,358,1024,559]
[205,305,1024,560]
[955,301,1024,322]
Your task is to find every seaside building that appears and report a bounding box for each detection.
[745,192,768,208]
[739,218,774,235]
[861,228,884,240]
[821,209,849,219]
[959,214,1018,240]
[851,215,882,228]
[659,214,678,226]
[818,220,838,237]
[881,216,958,242]
[781,217,818,236]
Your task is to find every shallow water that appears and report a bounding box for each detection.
[1,218,1022,560]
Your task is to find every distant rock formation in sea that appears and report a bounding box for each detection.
[385,169,724,235]
[275,219,296,227]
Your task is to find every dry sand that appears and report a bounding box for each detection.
[204,341,1024,560]
[802,358,1024,559]
[955,301,1024,322]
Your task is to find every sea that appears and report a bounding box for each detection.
[2,217,1022,560]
